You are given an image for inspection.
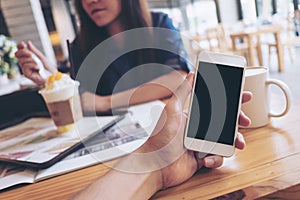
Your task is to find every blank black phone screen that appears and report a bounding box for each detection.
[187,61,244,145]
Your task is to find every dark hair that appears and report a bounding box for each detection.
[74,0,152,59]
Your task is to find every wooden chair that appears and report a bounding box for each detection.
[206,27,222,51]
[268,12,300,64]
[205,24,250,64]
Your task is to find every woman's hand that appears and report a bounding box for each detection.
[15,41,57,85]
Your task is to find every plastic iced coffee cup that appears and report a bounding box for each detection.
[39,72,83,133]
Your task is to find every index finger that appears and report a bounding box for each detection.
[242,91,252,104]
[17,41,27,49]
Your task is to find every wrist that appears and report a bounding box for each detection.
[132,146,164,191]
[94,95,112,112]
[105,95,112,110]
[144,169,163,196]
[128,169,163,199]
[114,153,164,198]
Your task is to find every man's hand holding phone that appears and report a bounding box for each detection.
[135,72,251,189]
[73,73,252,199]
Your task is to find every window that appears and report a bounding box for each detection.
[151,7,183,29]
[276,0,291,16]
[241,0,258,25]
[148,0,218,34]
[186,0,218,35]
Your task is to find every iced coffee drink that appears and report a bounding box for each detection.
[39,72,83,133]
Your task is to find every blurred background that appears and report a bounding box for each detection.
[0,0,299,99]
[1,0,299,65]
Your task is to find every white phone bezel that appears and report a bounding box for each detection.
[184,51,246,157]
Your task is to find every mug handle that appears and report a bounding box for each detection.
[266,79,292,118]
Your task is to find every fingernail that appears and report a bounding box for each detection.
[238,132,246,143]
[186,72,195,84]
[241,137,246,149]
[205,158,215,167]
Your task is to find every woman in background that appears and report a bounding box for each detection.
[16,0,190,112]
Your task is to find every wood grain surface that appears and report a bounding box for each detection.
[1,98,299,200]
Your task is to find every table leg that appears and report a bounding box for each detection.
[248,35,256,66]
[230,36,237,51]
[256,35,263,66]
[275,32,284,72]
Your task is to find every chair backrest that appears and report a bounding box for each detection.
[272,12,300,43]
[205,24,233,52]
[206,27,220,51]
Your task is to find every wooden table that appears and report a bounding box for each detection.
[1,99,300,199]
[230,25,284,72]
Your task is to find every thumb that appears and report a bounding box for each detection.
[27,41,45,61]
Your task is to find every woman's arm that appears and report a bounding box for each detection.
[110,70,187,107]
[81,70,188,112]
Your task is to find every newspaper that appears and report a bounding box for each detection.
[0,100,165,191]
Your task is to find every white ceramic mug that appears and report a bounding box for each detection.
[241,67,292,128]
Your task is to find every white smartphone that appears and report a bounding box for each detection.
[184,51,246,157]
